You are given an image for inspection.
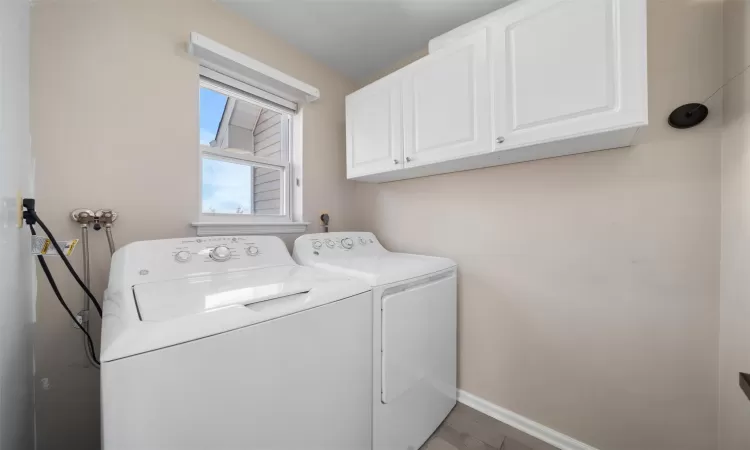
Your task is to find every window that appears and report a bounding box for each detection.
[189,33,319,235]
[198,73,293,221]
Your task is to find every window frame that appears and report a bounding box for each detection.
[197,74,295,225]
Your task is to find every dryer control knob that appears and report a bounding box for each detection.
[210,245,232,262]
[174,251,191,263]
[246,246,259,256]
[341,238,354,249]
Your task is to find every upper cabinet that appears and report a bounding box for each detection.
[402,29,491,168]
[490,0,648,151]
[347,0,648,183]
[346,74,403,179]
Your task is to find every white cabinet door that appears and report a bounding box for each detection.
[492,0,647,150]
[346,76,404,179]
[402,29,491,168]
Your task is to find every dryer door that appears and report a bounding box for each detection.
[381,271,457,404]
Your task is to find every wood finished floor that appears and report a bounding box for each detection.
[420,403,560,450]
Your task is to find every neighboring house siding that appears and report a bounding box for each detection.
[227,124,254,151]
[253,109,282,214]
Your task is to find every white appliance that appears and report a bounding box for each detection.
[100,236,373,450]
[293,232,457,450]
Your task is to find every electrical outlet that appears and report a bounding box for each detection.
[0,194,22,229]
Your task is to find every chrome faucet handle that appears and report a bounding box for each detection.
[94,209,118,224]
[71,209,96,225]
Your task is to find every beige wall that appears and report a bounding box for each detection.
[30,1,356,448]
[353,1,724,449]
[720,1,750,449]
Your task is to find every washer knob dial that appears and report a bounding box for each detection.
[325,239,335,249]
[175,251,191,263]
[341,237,354,249]
[312,241,322,250]
[246,246,259,256]
[358,237,367,245]
[210,245,232,262]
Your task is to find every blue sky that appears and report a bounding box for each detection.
[202,159,252,214]
[200,87,252,214]
[199,87,226,145]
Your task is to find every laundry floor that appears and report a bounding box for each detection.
[421,403,560,450]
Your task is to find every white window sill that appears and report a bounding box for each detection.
[191,221,309,236]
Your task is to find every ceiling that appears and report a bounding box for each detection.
[219,0,514,82]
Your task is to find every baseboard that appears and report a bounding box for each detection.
[457,390,600,450]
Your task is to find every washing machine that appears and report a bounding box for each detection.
[293,232,457,450]
[100,236,373,450]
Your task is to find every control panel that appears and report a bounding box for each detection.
[169,237,281,265]
[293,232,387,262]
[110,236,297,288]
[307,234,376,252]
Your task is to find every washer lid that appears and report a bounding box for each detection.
[101,265,370,362]
[134,265,329,322]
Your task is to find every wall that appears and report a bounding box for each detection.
[719,1,750,449]
[30,1,357,448]
[353,1,724,449]
[0,0,35,448]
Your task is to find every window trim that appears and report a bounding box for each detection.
[200,67,298,113]
[189,32,319,104]
[191,221,309,236]
[194,70,308,235]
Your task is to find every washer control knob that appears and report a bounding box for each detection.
[246,246,259,256]
[325,239,335,249]
[210,245,232,262]
[341,238,354,249]
[174,251,191,263]
[358,237,367,245]
[312,241,322,250]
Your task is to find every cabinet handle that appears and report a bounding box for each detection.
[496,137,505,144]
[393,159,399,164]
[406,157,412,162]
